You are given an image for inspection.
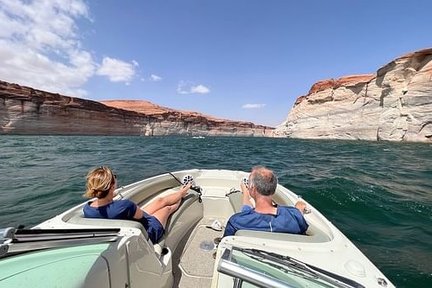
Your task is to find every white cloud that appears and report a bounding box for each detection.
[0,0,93,96]
[191,84,210,94]
[177,81,210,94]
[0,0,135,96]
[96,57,137,83]
[150,74,162,81]
[242,103,266,109]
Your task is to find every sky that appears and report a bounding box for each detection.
[0,0,431,127]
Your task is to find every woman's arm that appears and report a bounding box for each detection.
[133,204,145,219]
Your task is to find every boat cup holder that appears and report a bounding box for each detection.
[199,240,215,252]
[161,247,169,256]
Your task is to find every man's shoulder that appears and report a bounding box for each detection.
[278,205,297,211]
[240,205,254,213]
[228,206,254,221]
[278,205,302,216]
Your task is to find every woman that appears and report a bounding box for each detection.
[83,166,191,243]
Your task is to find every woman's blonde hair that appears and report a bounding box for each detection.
[84,166,116,199]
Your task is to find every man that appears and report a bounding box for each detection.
[223,166,308,237]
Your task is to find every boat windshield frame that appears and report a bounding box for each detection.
[217,246,366,288]
[0,227,119,259]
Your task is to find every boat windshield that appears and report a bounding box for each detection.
[217,247,365,288]
[0,227,119,258]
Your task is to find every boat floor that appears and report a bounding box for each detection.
[173,217,225,288]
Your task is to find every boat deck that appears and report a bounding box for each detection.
[173,217,225,288]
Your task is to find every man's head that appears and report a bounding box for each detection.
[248,166,277,197]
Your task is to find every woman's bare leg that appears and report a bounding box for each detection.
[143,184,190,215]
[149,201,182,228]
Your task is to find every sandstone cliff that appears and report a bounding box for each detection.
[0,81,273,136]
[274,48,432,142]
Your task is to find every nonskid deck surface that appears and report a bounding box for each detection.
[173,217,225,288]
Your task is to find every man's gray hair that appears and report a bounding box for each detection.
[249,166,277,196]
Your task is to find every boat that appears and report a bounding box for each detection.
[0,169,394,288]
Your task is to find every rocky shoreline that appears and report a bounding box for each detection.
[0,80,273,137]
[2,48,431,142]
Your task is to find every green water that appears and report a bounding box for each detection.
[0,136,431,287]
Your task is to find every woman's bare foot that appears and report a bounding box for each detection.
[180,183,192,197]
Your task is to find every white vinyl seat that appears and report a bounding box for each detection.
[235,224,331,243]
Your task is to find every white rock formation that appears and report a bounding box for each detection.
[274,48,432,142]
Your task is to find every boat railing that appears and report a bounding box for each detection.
[217,248,296,288]
[0,227,120,258]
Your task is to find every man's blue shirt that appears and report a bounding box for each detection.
[223,205,308,237]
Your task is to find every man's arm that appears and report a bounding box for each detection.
[223,218,236,237]
[241,182,254,207]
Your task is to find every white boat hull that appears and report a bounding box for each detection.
[29,169,394,288]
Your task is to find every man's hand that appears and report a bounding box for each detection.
[241,180,253,207]
[295,201,308,214]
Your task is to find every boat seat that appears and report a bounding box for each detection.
[235,225,331,243]
[155,191,204,252]
[164,192,201,233]
[227,190,296,213]
[227,190,243,212]
[66,213,150,240]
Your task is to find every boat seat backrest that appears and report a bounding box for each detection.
[120,178,179,204]
[66,212,150,240]
[227,191,243,212]
[235,224,331,243]
[158,191,204,252]
[227,190,297,213]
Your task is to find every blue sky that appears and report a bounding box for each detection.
[0,0,431,126]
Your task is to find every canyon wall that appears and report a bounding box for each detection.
[274,48,432,142]
[0,81,273,136]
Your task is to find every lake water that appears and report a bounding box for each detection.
[0,136,431,287]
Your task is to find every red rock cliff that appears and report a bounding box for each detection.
[0,81,273,136]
